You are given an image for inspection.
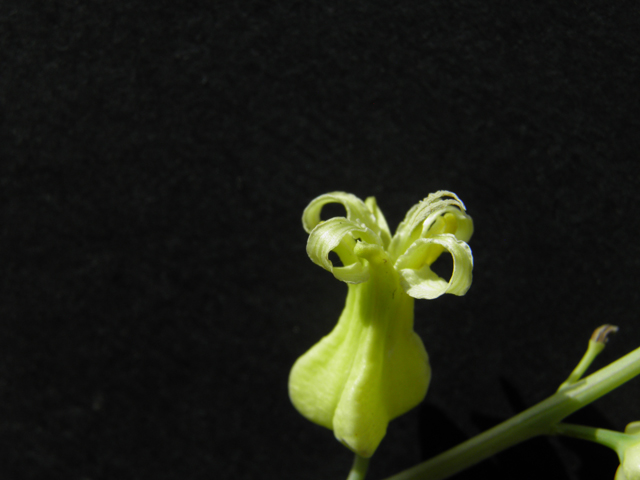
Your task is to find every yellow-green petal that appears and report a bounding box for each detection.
[306,217,383,283]
[302,192,380,234]
[395,234,474,299]
[365,196,392,248]
[389,191,470,259]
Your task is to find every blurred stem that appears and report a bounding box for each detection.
[346,454,370,480]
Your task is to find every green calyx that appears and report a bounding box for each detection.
[289,191,474,457]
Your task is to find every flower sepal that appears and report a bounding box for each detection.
[288,244,429,457]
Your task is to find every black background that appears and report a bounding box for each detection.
[1,1,640,479]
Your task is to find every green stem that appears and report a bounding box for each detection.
[557,340,605,391]
[346,454,370,480]
[557,325,618,392]
[384,344,640,480]
[554,422,628,453]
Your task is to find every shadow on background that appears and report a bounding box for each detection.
[418,378,619,480]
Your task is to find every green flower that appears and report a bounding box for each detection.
[616,422,640,480]
[556,420,640,480]
[289,191,474,457]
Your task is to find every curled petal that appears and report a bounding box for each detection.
[365,196,392,248]
[421,208,473,243]
[390,191,471,258]
[395,234,473,299]
[302,192,380,234]
[307,217,383,283]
